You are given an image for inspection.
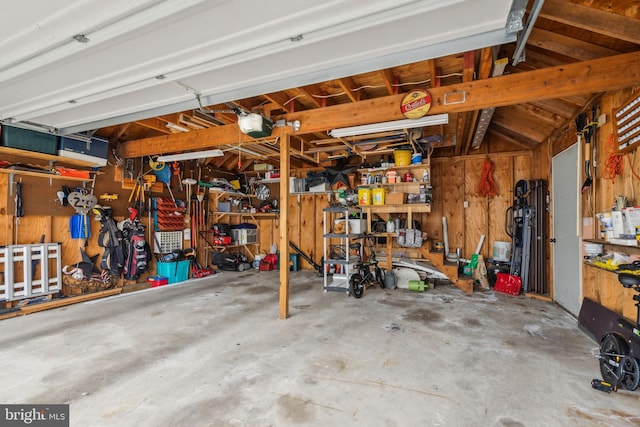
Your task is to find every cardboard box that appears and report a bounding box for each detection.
[582,217,595,239]
[623,207,640,234]
[611,210,632,238]
[386,192,405,205]
[254,163,273,171]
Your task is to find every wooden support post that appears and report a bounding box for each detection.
[279,133,291,319]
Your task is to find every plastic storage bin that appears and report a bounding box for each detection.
[1,125,59,155]
[156,260,190,284]
[153,231,183,254]
[58,134,109,166]
[147,275,169,287]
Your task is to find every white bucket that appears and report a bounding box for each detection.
[253,254,264,269]
[493,241,511,262]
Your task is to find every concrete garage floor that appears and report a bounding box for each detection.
[1,270,639,427]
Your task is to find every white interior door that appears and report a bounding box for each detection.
[552,143,582,317]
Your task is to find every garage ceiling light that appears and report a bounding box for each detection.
[329,114,449,138]
[156,149,224,162]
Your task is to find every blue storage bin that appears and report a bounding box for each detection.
[156,260,190,284]
[58,134,109,166]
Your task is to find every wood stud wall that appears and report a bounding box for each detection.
[4,89,640,323]
[580,88,640,321]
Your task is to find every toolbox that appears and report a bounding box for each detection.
[58,134,109,166]
[1,124,59,155]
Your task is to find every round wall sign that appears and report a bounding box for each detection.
[400,89,432,119]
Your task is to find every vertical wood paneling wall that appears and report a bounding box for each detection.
[579,88,640,320]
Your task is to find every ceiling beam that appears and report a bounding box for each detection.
[134,118,173,134]
[379,68,396,95]
[263,92,296,113]
[337,77,361,103]
[461,48,492,155]
[428,59,439,88]
[527,28,621,61]
[120,51,640,158]
[539,0,640,44]
[455,50,476,155]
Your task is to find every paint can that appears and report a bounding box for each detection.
[493,241,511,262]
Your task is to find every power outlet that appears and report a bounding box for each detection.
[598,113,607,127]
[463,200,469,208]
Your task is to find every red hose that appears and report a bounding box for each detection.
[477,157,498,198]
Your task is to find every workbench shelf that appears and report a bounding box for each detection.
[0,146,99,184]
[0,146,105,169]
[0,168,93,183]
[356,162,431,174]
[583,238,640,251]
[582,261,620,275]
[582,238,640,274]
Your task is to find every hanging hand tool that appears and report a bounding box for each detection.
[196,191,205,226]
[128,177,140,203]
[591,103,599,175]
[182,177,197,225]
[576,112,592,193]
[150,156,177,206]
[172,161,183,192]
[15,180,24,217]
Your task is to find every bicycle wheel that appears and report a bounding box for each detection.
[349,273,365,299]
[374,267,384,287]
[619,355,640,391]
[599,334,628,385]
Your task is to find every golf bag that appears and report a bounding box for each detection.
[95,207,125,276]
[122,219,151,280]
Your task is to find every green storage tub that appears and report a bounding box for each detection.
[1,125,59,155]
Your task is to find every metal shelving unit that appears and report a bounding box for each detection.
[323,205,363,294]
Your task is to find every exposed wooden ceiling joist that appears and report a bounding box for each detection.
[539,0,640,44]
[120,51,640,159]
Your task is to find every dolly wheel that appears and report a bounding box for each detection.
[620,356,640,391]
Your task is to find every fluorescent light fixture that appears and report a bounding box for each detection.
[156,149,224,162]
[165,122,189,132]
[329,114,448,138]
